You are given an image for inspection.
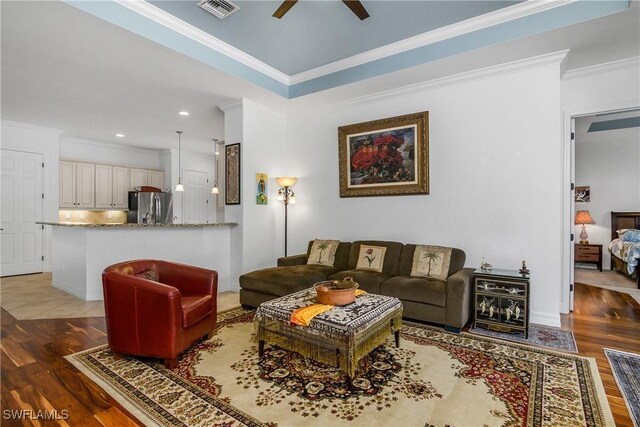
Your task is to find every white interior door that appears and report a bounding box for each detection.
[1,149,43,276]
[183,170,210,224]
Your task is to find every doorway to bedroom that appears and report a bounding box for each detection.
[571,108,640,311]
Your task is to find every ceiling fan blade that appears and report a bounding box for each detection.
[342,0,369,20]
[273,0,298,19]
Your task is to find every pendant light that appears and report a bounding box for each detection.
[175,130,184,192]
[211,138,219,194]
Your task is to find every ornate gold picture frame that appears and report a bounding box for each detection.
[338,111,429,197]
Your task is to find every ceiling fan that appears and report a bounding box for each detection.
[273,0,370,21]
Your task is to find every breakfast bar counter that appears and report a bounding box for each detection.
[38,222,237,228]
[39,222,238,301]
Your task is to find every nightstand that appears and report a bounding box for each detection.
[574,244,603,271]
[474,269,530,338]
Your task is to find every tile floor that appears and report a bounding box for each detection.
[0,273,241,320]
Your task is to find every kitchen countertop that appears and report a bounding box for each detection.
[37,222,239,228]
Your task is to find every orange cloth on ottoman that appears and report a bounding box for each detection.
[290,290,367,326]
[290,304,333,326]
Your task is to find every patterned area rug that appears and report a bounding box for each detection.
[605,348,640,427]
[467,324,577,352]
[66,308,614,426]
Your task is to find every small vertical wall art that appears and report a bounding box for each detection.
[256,173,268,205]
[575,186,590,202]
[225,143,241,205]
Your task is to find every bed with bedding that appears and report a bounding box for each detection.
[610,211,640,289]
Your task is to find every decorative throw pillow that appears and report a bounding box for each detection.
[307,239,340,266]
[410,245,453,281]
[618,229,640,243]
[135,266,159,282]
[355,245,387,273]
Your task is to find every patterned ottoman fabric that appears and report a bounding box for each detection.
[255,288,403,377]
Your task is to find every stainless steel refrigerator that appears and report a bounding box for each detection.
[127,191,173,224]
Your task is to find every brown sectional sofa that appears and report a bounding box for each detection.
[239,240,475,331]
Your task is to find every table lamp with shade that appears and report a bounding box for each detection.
[575,210,595,244]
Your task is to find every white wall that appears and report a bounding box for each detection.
[220,100,244,285]
[575,124,640,269]
[283,54,565,326]
[1,121,63,272]
[241,100,286,272]
[220,99,287,287]
[60,137,161,168]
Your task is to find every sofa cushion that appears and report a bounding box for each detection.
[181,294,213,327]
[328,270,392,294]
[410,245,452,281]
[306,241,352,270]
[399,245,466,277]
[380,276,447,307]
[347,241,403,275]
[240,265,340,296]
[355,245,387,272]
[307,239,340,266]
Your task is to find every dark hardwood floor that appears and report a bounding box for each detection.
[563,283,640,427]
[0,283,638,426]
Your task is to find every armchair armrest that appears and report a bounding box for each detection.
[445,268,475,330]
[158,261,218,297]
[277,254,308,267]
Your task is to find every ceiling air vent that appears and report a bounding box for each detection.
[197,0,240,19]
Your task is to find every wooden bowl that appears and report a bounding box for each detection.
[314,277,359,306]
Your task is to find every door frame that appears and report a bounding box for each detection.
[561,101,640,313]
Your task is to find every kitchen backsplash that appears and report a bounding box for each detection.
[58,210,127,224]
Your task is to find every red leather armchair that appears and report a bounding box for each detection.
[102,259,218,368]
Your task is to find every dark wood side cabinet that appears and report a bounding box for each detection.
[474,268,530,338]
[574,244,603,272]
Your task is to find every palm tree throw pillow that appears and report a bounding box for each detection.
[307,239,340,266]
[410,245,452,280]
[355,245,387,272]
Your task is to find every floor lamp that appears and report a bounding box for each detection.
[276,177,297,256]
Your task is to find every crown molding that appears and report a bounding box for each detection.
[1,120,64,135]
[113,0,290,85]
[115,0,575,88]
[217,99,244,113]
[562,57,640,81]
[289,0,577,84]
[331,50,570,109]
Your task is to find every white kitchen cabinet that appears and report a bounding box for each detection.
[95,165,129,209]
[59,161,76,208]
[130,168,147,190]
[147,170,164,190]
[112,166,129,208]
[59,161,94,208]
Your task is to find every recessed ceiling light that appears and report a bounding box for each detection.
[116,133,125,137]
[179,111,189,116]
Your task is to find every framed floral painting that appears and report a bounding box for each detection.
[338,111,429,197]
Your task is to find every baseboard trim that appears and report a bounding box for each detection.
[53,280,86,301]
[218,283,240,293]
[529,311,561,328]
